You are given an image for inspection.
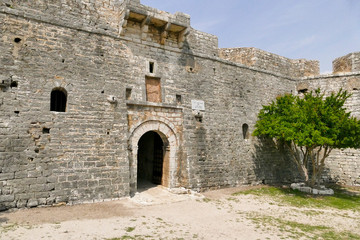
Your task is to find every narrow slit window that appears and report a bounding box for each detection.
[149,62,155,73]
[51,88,67,112]
[242,123,249,139]
[126,88,132,100]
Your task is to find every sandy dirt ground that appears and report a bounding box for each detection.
[0,185,359,240]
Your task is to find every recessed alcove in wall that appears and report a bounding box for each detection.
[42,128,50,134]
[10,81,18,88]
[176,94,182,104]
[145,77,161,103]
[298,88,308,94]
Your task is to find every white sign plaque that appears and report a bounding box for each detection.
[191,100,205,111]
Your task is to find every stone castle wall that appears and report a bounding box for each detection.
[333,52,360,74]
[1,0,123,36]
[0,9,131,209]
[297,74,360,185]
[0,0,359,210]
[219,47,320,78]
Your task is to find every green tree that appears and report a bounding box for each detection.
[253,89,360,187]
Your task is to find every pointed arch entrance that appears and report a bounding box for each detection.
[128,120,178,195]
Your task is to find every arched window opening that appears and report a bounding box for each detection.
[242,123,249,140]
[50,88,67,112]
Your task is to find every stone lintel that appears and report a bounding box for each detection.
[126,101,183,111]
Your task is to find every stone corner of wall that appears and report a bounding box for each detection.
[332,52,360,74]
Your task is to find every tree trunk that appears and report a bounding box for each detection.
[285,142,309,183]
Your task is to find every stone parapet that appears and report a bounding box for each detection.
[333,52,360,74]
[219,47,319,78]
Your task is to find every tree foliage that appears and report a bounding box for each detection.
[254,89,360,187]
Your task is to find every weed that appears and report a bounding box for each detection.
[233,186,360,211]
[226,197,239,202]
[0,223,18,233]
[202,198,211,203]
[125,227,135,232]
[321,231,360,240]
[106,234,154,240]
[107,236,134,240]
[245,213,360,239]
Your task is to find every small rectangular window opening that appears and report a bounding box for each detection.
[176,94,182,104]
[10,81,18,88]
[126,88,132,100]
[42,128,50,134]
[149,62,154,73]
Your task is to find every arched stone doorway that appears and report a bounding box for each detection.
[137,131,164,186]
[128,120,178,195]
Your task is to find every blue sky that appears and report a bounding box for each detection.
[141,0,360,73]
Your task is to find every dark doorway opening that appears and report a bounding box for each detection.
[137,131,164,188]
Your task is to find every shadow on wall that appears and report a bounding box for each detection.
[252,137,302,185]
[179,40,197,72]
[321,166,343,185]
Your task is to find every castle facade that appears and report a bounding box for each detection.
[0,0,359,210]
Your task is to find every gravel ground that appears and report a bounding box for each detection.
[0,185,359,240]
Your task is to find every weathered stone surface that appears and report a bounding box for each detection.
[27,199,39,208]
[291,183,334,195]
[219,47,320,77]
[0,195,15,203]
[0,0,358,211]
[333,52,360,74]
